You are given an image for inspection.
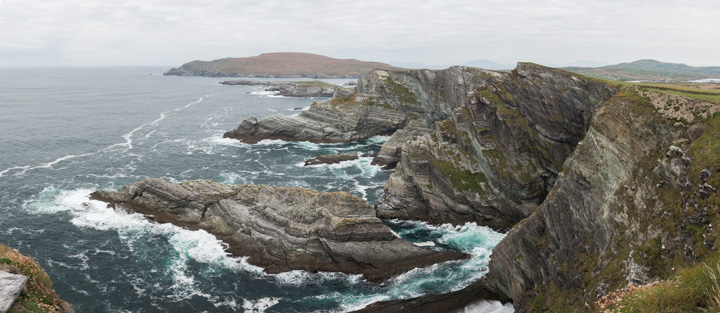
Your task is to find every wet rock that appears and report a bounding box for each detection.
[304,152,359,166]
[91,179,467,283]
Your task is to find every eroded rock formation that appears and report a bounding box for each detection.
[304,152,359,166]
[91,179,466,283]
[221,62,720,311]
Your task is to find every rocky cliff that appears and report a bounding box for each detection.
[226,64,616,230]
[223,62,720,312]
[486,88,720,311]
[91,179,466,283]
[374,64,616,230]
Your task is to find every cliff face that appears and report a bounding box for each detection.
[222,62,720,311]
[487,89,720,311]
[91,179,466,283]
[225,64,616,230]
[375,64,616,229]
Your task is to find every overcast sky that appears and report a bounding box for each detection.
[0,0,718,68]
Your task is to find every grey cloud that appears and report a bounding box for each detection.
[0,0,718,67]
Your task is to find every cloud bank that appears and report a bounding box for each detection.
[0,0,718,67]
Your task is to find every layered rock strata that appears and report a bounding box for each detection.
[485,89,720,311]
[223,92,407,144]
[375,63,616,229]
[219,62,720,311]
[304,152,359,166]
[91,179,466,283]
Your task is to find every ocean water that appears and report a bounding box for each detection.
[0,67,512,312]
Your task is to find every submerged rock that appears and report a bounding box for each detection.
[304,152,359,166]
[91,179,467,283]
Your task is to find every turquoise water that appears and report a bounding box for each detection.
[0,67,509,312]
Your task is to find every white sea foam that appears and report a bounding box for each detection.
[24,187,506,311]
[0,153,94,177]
[1,96,207,178]
[463,301,515,313]
[250,90,280,97]
[242,297,279,313]
[24,187,264,275]
[107,96,205,152]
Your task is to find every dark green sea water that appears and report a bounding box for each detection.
[0,67,512,312]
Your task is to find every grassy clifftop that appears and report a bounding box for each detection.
[565,59,720,82]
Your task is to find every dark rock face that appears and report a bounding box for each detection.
[91,179,467,283]
[351,277,510,313]
[376,64,616,230]
[484,88,720,311]
[304,152,359,166]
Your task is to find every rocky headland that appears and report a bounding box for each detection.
[220,80,352,98]
[223,62,720,312]
[164,52,403,78]
[90,179,467,283]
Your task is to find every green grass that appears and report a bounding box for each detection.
[383,77,419,105]
[1,244,64,313]
[601,255,720,313]
[640,87,720,104]
[433,159,487,193]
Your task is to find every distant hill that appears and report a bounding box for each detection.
[164,52,404,78]
[564,59,720,81]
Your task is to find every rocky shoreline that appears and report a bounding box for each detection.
[218,62,720,312]
[220,80,353,98]
[91,179,467,283]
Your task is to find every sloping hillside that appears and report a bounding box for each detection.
[565,59,720,81]
[164,52,404,78]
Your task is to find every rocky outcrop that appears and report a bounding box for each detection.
[219,62,720,311]
[90,179,466,283]
[0,271,26,312]
[376,64,616,229]
[304,152,359,166]
[484,88,720,311]
[0,244,74,313]
[223,92,408,144]
[351,277,510,313]
[220,80,348,98]
[224,66,508,164]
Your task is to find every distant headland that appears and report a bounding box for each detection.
[164,52,404,78]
